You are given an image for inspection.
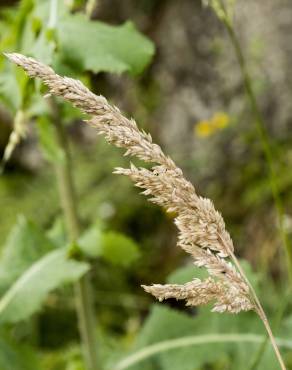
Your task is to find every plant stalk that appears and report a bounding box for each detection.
[218,232,286,369]
[49,98,99,370]
[256,307,286,370]
[248,289,290,370]
[229,249,286,370]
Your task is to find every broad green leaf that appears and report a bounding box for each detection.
[78,224,102,258]
[56,16,155,75]
[0,216,55,293]
[78,225,140,267]
[130,305,228,370]
[126,305,278,370]
[101,231,140,267]
[36,116,65,164]
[46,217,67,248]
[113,333,292,370]
[0,248,89,324]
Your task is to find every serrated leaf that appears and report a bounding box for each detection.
[0,248,89,324]
[56,16,154,75]
[0,216,56,294]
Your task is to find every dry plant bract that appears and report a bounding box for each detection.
[5,53,286,369]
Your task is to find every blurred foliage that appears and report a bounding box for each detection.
[0,247,89,324]
[0,0,155,368]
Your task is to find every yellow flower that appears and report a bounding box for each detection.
[212,112,230,129]
[194,112,231,138]
[194,120,215,137]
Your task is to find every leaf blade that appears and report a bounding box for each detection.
[101,231,140,267]
[113,333,292,370]
[0,248,89,324]
[0,216,56,294]
[57,16,155,75]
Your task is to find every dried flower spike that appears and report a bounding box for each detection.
[4,53,249,313]
[4,53,286,369]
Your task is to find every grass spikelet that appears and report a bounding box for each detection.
[1,109,26,173]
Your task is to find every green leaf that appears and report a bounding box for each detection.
[0,216,56,294]
[46,217,67,248]
[0,0,34,52]
[0,64,21,112]
[128,305,228,370]
[78,224,102,258]
[0,335,41,370]
[18,2,56,64]
[0,59,31,113]
[101,231,140,267]
[113,333,292,370]
[124,305,278,370]
[0,248,89,324]
[30,31,55,65]
[78,224,140,267]
[36,116,65,164]
[56,16,155,75]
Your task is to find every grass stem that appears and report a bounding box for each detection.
[248,288,290,370]
[218,233,287,370]
[229,249,286,370]
[49,98,99,370]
